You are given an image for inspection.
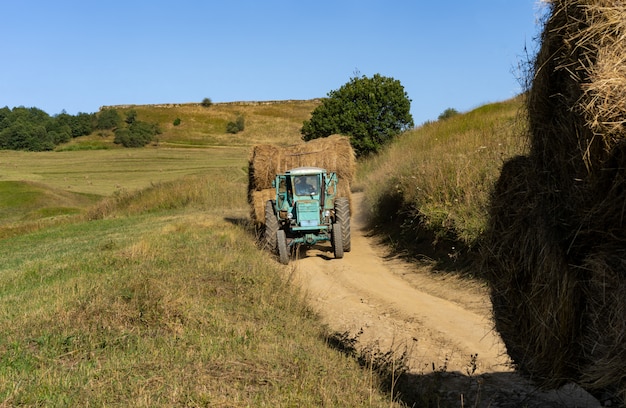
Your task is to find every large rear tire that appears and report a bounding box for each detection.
[335,197,351,252]
[264,200,278,251]
[332,222,344,259]
[277,229,289,265]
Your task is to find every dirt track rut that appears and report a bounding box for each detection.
[285,193,601,407]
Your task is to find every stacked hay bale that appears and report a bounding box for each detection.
[247,135,356,224]
[482,0,626,402]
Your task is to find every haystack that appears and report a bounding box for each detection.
[247,135,356,224]
[482,0,626,402]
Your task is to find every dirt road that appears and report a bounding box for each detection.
[287,193,601,407]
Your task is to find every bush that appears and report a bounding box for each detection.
[125,110,137,125]
[226,115,245,134]
[201,97,213,108]
[114,121,161,147]
[438,108,460,121]
[173,118,181,126]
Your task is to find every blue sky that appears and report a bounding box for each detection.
[1,1,546,125]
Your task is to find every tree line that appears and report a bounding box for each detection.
[0,106,160,151]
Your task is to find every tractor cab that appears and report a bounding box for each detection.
[273,167,337,231]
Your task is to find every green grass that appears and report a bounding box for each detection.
[0,133,403,406]
[0,147,249,197]
[360,96,529,264]
[1,210,398,406]
[0,96,530,405]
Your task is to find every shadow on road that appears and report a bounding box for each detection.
[325,330,600,408]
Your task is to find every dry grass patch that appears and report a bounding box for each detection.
[107,100,320,148]
[361,97,528,260]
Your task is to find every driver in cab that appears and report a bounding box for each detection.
[295,176,317,195]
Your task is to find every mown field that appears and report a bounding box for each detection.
[0,97,527,406]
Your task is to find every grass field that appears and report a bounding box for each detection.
[0,109,405,406]
[0,147,249,197]
[0,97,527,406]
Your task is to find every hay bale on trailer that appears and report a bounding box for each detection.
[247,135,356,224]
[482,0,626,403]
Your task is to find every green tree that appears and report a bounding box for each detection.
[96,109,121,130]
[114,121,161,147]
[201,97,213,108]
[125,109,137,125]
[301,74,414,156]
[69,112,95,137]
[0,120,53,151]
[438,108,459,121]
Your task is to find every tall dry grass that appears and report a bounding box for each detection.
[360,97,528,258]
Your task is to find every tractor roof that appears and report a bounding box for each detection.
[286,167,326,176]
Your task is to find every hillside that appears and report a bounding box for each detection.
[359,96,529,268]
[61,100,321,151]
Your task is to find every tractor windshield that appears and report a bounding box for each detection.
[294,175,319,196]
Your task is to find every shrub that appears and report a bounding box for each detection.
[226,115,245,134]
[114,121,161,147]
[173,118,181,126]
[438,108,460,121]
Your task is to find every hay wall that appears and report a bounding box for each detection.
[247,135,356,225]
[482,1,626,402]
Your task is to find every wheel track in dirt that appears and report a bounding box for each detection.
[282,192,601,407]
[289,192,509,375]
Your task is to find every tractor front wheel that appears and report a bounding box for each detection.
[332,222,344,259]
[277,229,289,265]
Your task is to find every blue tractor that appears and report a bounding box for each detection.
[264,167,351,264]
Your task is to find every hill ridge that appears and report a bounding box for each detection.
[100,98,323,111]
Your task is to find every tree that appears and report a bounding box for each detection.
[438,108,459,121]
[114,121,161,147]
[201,97,213,108]
[0,120,53,151]
[301,74,414,157]
[69,113,95,137]
[125,109,137,125]
[96,109,121,130]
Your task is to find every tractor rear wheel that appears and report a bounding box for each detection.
[264,201,278,251]
[277,229,289,265]
[332,221,344,259]
[335,197,351,252]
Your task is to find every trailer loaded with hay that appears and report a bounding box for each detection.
[481,1,626,404]
[248,135,356,263]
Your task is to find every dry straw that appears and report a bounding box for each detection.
[483,0,626,402]
[247,135,356,224]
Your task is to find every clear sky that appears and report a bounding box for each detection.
[1,1,547,125]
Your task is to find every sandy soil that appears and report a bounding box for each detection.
[286,193,601,407]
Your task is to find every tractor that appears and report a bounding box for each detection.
[264,167,351,264]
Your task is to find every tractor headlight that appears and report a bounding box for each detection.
[324,210,331,218]
[287,212,293,219]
